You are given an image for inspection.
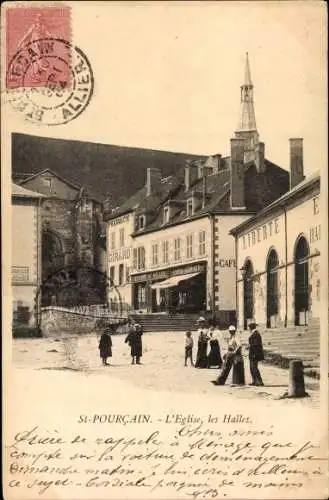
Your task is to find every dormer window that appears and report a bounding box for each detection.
[138,215,145,230]
[186,198,194,217]
[163,206,170,224]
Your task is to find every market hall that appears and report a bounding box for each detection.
[231,140,320,330]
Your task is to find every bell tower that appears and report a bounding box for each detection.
[234,52,262,166]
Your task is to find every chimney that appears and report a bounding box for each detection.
[213,154,222,174]
[255,142,265,173]
[230,138,246,209]
[146,167,162,197]
[185,160,198,191]
[202,174,207,208]
[289,138,305,189]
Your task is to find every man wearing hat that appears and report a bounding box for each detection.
[248,321,264,386]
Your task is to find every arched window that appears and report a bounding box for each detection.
[294,236,310,325]
[243,259,254,329]
[266,248,279,327]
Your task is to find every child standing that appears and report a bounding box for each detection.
[98,326,112,366]
[185,331,194,366]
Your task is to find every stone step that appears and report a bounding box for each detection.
[263,341,320,348]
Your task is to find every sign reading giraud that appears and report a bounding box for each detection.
[108,248,131,263]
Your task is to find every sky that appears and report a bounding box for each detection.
[6,1,327,176]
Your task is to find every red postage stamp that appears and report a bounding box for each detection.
[6,5,71,89]
[5,5,94,126]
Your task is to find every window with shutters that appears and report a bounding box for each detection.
[133,248,137,270]
[152,243,158,266]
[119,228,125,247]
[137,246,146,270]
[162,241,169,264]
[186,233,193,258]
[109,266,115,283]
[199,230,206,256]
[174,238,181,261]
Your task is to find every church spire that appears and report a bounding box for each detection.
[244,51,252,86]
[236,52,257,133]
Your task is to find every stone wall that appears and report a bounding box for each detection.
[41,307,128,337]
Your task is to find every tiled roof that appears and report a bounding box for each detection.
[12,183,45,198]
[124,157,289,236]
[230,171,320,235]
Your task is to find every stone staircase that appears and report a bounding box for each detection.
[130,313,200,332]
[241,320,321,379]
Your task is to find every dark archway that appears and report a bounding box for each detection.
[266,248,279,328]
[294,236,310,326]
[243,259,254,330]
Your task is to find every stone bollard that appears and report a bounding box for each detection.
[287,360,309,398]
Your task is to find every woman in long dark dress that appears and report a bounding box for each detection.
[195,317,209,369]
[125,322,143,364]
[98,327,112,365]
[207,325,223,368]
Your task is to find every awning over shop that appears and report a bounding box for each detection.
[150,272,201,289]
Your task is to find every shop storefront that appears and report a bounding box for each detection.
[131,262,207,313]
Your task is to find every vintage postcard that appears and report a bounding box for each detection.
[1,1,328,499]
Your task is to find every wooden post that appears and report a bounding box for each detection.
[288,360,308,397]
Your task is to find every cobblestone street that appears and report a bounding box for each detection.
[13,331,319,407]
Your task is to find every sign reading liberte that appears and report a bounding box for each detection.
[242,218,280,249]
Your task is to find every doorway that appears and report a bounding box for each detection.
[294,236,309,326]
[266,249,279,328]
[243,259,254,329]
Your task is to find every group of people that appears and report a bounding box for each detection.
[185,319,223,369]
[186,316,265,386]
[98,319,143,366]
[97,315,265,387]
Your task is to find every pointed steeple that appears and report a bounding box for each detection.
[233,53,265,171]
[236,52,257,133]
[244,52,252,86]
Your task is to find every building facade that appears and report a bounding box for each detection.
[104,53,291,326]
[12,184,44,335]
[231,141,321,329]
[106,212,134,309]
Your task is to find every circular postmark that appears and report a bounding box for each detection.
[6,38,94,125]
